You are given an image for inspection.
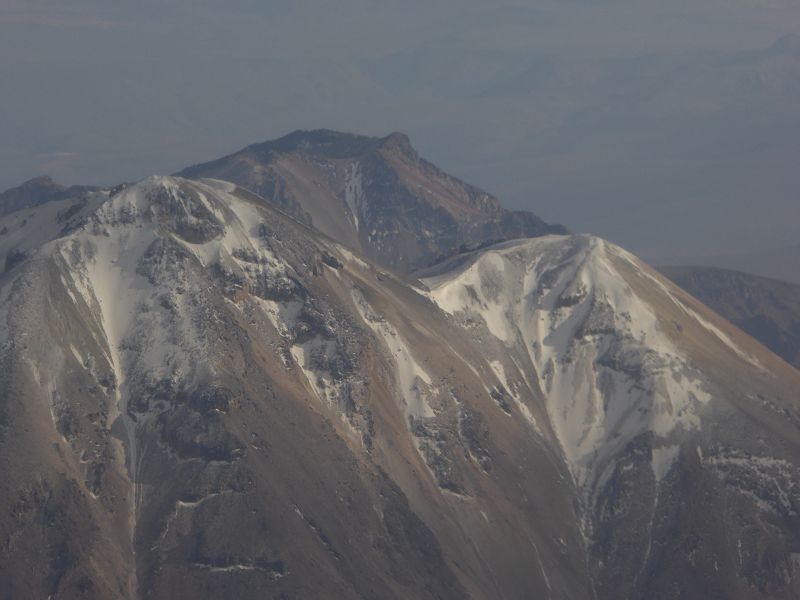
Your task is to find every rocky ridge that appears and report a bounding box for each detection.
[177,130,566,272]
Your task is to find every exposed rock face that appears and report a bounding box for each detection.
[0,177,799,599]
[660,265,800,369]
[177,130,566,272]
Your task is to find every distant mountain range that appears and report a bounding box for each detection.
[660,266,800,369]
[654,244,800,287]
[1,132,799,599]
[0,175,97,219]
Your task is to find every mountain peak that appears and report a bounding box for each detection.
[177,129,565,271]
[0,174,96,218]
[257,129,420,163]
[249,129,387,160]
[22,174,60,187]
[421,233,777,486]
[770,33,800,57]
[377,131,416,157]
[5,174,64,194]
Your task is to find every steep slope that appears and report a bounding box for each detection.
[420,236,800,599]
[659,266,800,369]
[0,177,586,599]
[177,129,566,272]
[0,177,798,599]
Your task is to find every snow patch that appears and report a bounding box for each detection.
[336,244,370,270]
[351,288,434,419]
[703,451,798,515]
[426,250,516,343]
[257,298,303,338]
[344,163,363,231]
[290,336,343,407]
[199,178,237,193]
[651,445,680,481]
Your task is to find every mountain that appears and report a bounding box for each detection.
[1,175,799,599]
[176,130,566,272]
[653,244,800,286]
[0,175,97,219]
[659,266,800,370]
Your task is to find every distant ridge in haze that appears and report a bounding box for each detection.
[660,265,800,369]
[653,243,800,286]
[0,176,97,219]
[177,129,566,272]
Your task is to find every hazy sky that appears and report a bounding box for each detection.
[2,0,799,262]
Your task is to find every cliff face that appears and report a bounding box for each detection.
[177,130,566,272]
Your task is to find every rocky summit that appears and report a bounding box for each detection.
[177,130,566,272]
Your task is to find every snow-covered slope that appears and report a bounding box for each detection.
[1,177,799,600]
[421,234,800,597]
[422,235,723,490]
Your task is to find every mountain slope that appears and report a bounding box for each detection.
[659,266,800,370]
[419,235,800,598]
[0,177,585,599]
[176,130,566,272]
[0,177,799,599]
